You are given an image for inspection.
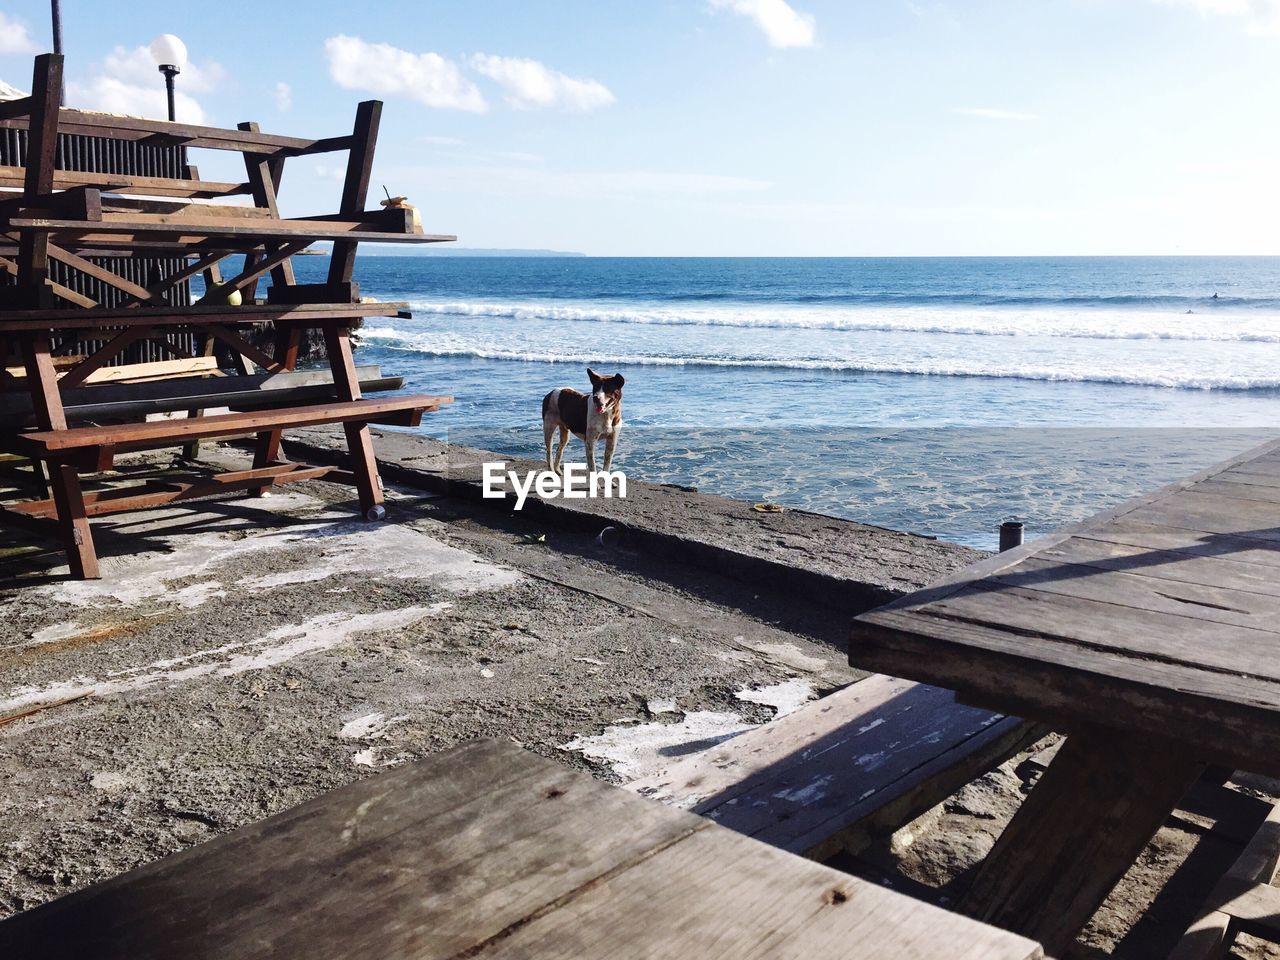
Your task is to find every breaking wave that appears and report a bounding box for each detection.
[358,326,1280,391]
[401,299,1280,343]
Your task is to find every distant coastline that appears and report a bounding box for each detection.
[356,245,587,258]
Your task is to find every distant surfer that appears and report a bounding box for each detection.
[1212,292,1219,300]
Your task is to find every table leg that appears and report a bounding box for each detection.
[960,729,1202,956]
[323,321,384,521]
[249,324,301,494]
[19,334,99,579]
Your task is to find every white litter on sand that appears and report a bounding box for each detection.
[351,747,380,767]
[0,605,447,715]
[15,492,521,612]
[735,678,816,717]
[646,698,678,715]
[89,771,131,793]
[338,712,408,740]
[562,711,756,783]
[479,668,495,679]
[573,657,605,666]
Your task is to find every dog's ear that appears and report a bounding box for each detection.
[587,367,603,386]
[609,373,625,390]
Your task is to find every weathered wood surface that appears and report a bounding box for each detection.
[630,674,1039,860]
[0,740,1043,960]
[850,435,1280,951]
[1171,801,1280,959]
[851,435,1280,778]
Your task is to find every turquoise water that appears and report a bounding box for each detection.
[286,256,1280,549]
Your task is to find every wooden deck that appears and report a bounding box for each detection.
[0,740,1044,960]
[849,436,1280,954]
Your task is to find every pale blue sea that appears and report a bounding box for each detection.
[286,256,1280,550]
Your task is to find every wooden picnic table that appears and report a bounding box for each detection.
[0,740,1043,960]
[849,436,1280,955]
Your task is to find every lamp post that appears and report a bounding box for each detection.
[149,33,187,122]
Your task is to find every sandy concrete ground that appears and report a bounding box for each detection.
[0,448,881,918]
[2,438,1279,959]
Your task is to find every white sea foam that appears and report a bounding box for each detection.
[398,299,1280,344]
[357,326,1280,391]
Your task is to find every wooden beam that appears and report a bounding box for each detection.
[57,326,158,391]
[0,166,252,199]
[16,54,62,308]
[329,100,382,286]
[44,242,154,302]
[239,120,296,293]
[203,324,283,373]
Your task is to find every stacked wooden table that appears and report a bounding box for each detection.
[0,740,1042,959]
[850,436,1280,955]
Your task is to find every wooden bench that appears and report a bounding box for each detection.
[0,740,1045,960]
[0,53,455,578]
[1172,800,1280,959]
[628,674,1041,861]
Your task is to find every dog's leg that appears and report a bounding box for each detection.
[543,418,557,471]
[552,426,569,474]
[603,427,620,471]
[585,428,597,473]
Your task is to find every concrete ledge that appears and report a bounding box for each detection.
[279,427,985,615]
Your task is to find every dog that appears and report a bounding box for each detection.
[542,368,625,474]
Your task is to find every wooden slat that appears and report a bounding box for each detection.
[0,165,251,199]
[630,675,1037,859]
[15,394,451,451]
[1036,536,1280,598]
[0,301,408,332]
[483,815,1040,960]
[0,740,1043,960]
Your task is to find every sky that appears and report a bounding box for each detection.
[0,0,1277,256]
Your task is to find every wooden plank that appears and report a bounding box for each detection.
[55,326,157,391]
[959,728,1202,957]
[1123,489,1280,541]
[908,581,1280,679]
[0,741,706,960]
[630,676,1037,858]
[1079,521,1280,567]
[8,212,431,240]
[1036,536,1280,597]
[850,606,1280,775]
[985,556,1280,632]
[0,254,97,307]
[0,165,251,199]
[0,301,408,332]
[16,394,448,451]
[7,463,343,519]
[482,814,1042,960]
[0,740,1042,960]
[1171,800,1280,958]
[1,108,326,154]
[0,365,388,417]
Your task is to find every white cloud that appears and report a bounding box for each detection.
[324,35,486,112]
[709,0,816,48]
[65,46,223,124]
[953,107,1039,121]
[274,81,292,112]
[0,12,38,54]
[1152,0,1280,34]
[469,54,613,111]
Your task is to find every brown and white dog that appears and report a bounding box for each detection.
[542,368,625,474]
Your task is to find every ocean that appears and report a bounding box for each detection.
[288,255,1280,551]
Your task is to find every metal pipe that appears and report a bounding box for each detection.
[158,65,179,122]
[999,520,1024,553]
[50,0,63,54]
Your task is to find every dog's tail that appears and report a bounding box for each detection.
[541,390,554,419]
